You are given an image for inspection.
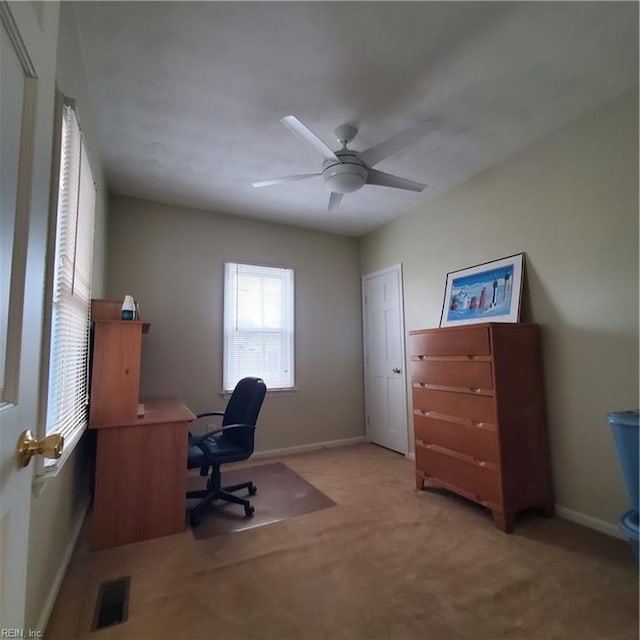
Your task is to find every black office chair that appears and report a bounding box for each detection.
[186,376,266,527]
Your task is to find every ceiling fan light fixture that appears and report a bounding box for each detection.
[253,115,435,209]
[322,163,368,194]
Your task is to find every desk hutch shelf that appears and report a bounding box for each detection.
[88,299,193,550]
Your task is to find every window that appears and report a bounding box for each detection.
[223,263,294,392]
[43,102,95,466]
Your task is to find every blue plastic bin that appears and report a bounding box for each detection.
[606,410,639,511]
[606,410,639,566]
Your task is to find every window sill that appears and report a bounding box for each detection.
[32,426,86,496]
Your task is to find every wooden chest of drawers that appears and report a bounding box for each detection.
[409,323,553,532]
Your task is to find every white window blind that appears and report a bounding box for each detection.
[44,104,95,465]
[223,262,294,392]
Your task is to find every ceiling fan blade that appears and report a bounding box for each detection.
[366,169,427,192]
[328,192,343,211]
[281,115,339,162]
[252,173,321,188]
[359,119,435,168]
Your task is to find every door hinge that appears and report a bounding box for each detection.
[366,416,370,425]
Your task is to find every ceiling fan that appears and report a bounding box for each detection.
[252,115,435,211]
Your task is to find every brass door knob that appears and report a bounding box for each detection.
[16,430,64,468]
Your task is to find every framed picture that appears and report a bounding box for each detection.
[439,253,525,327]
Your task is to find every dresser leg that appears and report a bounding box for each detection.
[491,510,514,533]
[415,474,425,491]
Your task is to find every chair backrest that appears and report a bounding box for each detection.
[222,377,267,448]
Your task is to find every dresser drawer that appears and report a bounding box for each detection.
[412,388,496,425]
[416,441,501,504]
[410,327,490,357]
[414,414,499,465]
[411,360,493,391]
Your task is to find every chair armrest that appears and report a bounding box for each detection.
[190,423,256,446]
[196,410,225,418]
[189,411,224,438]
[219,423,256,434]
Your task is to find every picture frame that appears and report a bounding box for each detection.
[439,253,525,327]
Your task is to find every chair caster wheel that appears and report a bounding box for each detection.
[244,505,255,517]
[189,512,201,528]
[248,485,257,496]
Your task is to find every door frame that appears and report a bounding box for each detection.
[362,263,409,456]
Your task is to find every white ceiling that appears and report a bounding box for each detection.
[75,1,638,237]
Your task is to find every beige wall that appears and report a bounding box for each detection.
[107,196,364,451]
[26,3,108,630]
[361,89,639,527]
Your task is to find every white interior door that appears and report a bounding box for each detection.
[362,265,408,454]
[0,3,57,628]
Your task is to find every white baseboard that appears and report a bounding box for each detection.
[406,452,415,461]
[37,498,90,632]
[253,436,367,460]
[394,454,624,540]
[554,504,624,539]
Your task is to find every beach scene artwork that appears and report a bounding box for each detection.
[440,253,525,327]
[446,265,514,322]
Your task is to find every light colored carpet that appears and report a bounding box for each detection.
[46,443,638,640]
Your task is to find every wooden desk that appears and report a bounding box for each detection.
[90,397,195,550]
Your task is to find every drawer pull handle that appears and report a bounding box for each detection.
[470,387,481,393]
[470,420,484,428]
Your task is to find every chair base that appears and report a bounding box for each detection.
[187,481,257,527]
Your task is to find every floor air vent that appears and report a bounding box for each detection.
[91,576,130,630]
